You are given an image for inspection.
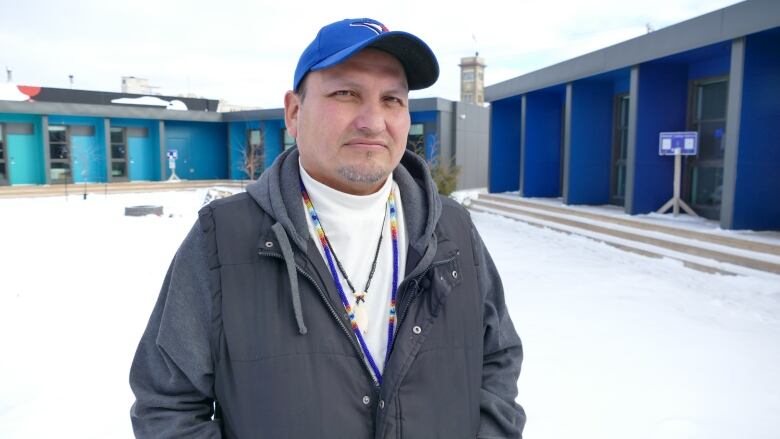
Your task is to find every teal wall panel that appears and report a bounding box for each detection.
[1,113,44,184]
[111,119,159,181]
[165,121,227,180]
[48,116,106,183]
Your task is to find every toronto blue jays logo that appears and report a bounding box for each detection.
[350,20,389,34]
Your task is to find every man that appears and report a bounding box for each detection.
[130,18,525,438]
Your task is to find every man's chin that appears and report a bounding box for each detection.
[337,165,390,185]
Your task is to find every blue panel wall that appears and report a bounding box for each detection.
[262,120,284,169]
[689,54,730,80]
[0,113,44,184]
[629,63,688,214]
[48,116,106,183]
[488,97,522,193]
[411,110,437,124]
[112,119,160,181]
[614,77,630,95]
[567,80,613,204]
[732,30,780,230]
[165,121,227,180]
[524,91,563,197]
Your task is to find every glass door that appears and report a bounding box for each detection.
[49,126,71,183]
[610,94,630,205]
[110,127,129,181]
[685,78,728,220]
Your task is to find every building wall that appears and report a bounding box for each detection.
[488,97,522,193]
[0,113,44,184]
[523,89,564,198]
[453,102,489,189]
[628,62,688,214]
[48,115,106,184]
[111,118,161,181]
[566,80,614,205]
[0,98,482,196]
[731,29,780,229]
[164,121,227,180]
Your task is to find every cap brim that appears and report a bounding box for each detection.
[310,31,439,90]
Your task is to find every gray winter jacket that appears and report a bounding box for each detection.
[129,147,525,438]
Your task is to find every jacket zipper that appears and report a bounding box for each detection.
[258,251,380,388]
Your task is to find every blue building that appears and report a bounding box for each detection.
[0,87,484,188]
[486,0,780,230]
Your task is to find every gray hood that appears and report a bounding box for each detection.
[245,146,442,258]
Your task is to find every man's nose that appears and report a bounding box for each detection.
[353,100,386,135]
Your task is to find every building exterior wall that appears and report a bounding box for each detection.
[0,113,45,185]
[164,121,227,181]
[730,29,780,230]
[485,1,780,230]
[454,102,489,189]
[0,95,485,194]
[488,97,522,193]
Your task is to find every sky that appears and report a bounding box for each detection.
[0,0,743,109]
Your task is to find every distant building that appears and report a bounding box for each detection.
[460,54,486,105]
[121,76,155,95]
[0,87,488,190]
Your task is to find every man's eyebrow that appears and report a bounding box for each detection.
[321,77,409,94]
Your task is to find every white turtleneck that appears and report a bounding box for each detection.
[300,161,407,374]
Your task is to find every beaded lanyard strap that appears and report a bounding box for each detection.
[301,180,399,383]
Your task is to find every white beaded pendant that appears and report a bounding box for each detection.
[353,291,368,333]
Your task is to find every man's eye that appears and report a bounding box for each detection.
[385,96,404,105]
[332,90,353,97]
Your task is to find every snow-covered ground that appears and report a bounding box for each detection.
[1,189,779,438]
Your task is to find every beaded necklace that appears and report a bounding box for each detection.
[324,211,386,331]
[301,180,399,383]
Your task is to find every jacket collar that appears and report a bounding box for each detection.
[245,147,443,261]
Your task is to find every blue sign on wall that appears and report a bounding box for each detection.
[659,131,698,155]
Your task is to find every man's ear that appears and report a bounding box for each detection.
[284,91,300,139]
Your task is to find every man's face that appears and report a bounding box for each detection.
[284,48,411,195]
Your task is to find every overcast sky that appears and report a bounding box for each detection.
[0,0,742,109]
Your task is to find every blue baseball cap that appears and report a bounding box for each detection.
[293,18,439,92]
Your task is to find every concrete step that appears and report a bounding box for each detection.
[479,193,780,257]
[469,194,780,277]
[0,180,246,198]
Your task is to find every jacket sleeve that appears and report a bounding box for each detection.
[471,221,526,438]
[129,219,222,438]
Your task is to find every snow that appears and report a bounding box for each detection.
[110,96,188,110]
[0,83,33,101]
[1,190,779,438]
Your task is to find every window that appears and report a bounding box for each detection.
[685,78,728,219]
[244,129,264,179]
[110,127,128,179]
[0,124,6,183]
[407,123,425,155]
[611,94,630,205]
[282,128,295,150]
[462,71,475,81]
[49,126,70,182]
